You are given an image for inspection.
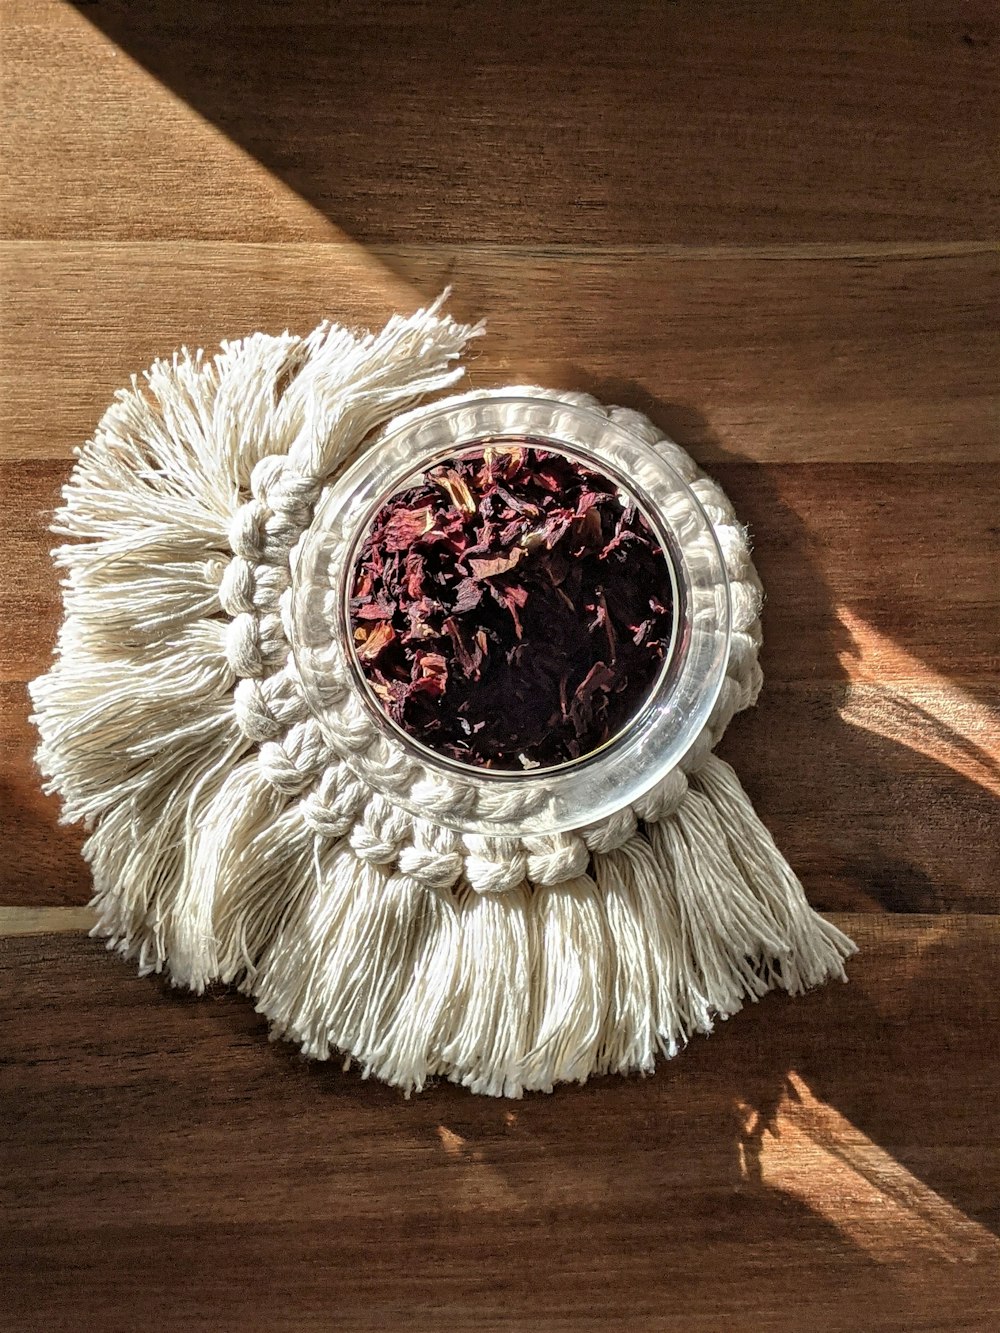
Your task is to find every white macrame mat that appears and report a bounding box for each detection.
[30,296,856,1097]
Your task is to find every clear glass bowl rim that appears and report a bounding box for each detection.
[291,393,732,836]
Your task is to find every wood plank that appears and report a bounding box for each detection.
[5,456,996,911]
[0,0,335,244]
[3,242,998,464]
[7,458,999,684]
[1,917,997,1331]
[722,683,1000,915]
[5,677,997,911]
[3,1,998,246]
[0,906,95,935]
[0,683,92,907]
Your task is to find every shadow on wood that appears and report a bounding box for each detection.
[559,381,1000,916]
[1,919,998,1330]
[66,0,999,246]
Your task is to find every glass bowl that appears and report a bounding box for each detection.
[290,394,731,836]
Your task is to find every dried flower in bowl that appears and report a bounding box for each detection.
[349,441,675,771]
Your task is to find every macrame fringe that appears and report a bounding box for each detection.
[244,769,855,1096]
[30,297,855,1097]
[31,291,480,972]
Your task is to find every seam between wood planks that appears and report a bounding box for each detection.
[0,907,97,935]
[1,908,997,938]
[2,239,997,262]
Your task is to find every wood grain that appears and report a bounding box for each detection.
[2,0,999,1325]
[6,449,997,910]
[0,907,95,935]
[8,457,999,684]
[4,241,998,464]
[2,917,998,1332]
[4,1,998,245]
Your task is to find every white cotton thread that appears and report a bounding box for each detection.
[30,299,856,1097]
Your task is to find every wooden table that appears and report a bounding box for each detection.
[2,3,998,1328]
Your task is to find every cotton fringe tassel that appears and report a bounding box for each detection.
[252,766,855,1096]
[31,296,856,1097]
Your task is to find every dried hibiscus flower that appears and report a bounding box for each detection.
[349,441,675,770]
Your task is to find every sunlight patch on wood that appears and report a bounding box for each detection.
[25,1,420,308]
[837,607,1000,796]
[435,1124,525,1213]
[0,907,97,936]
[436,1125,466,1158]
[738,1071,1000,1266]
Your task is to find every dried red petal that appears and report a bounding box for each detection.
[410,651,448,697]
[349,441,674,771]
[436,469,477,514]
[355,620,396,663]
[468,548,525,580]
[383,505,435,551]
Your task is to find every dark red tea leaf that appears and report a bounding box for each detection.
[355,620,396,663]
[383,505,435,551]
[468,549,525,580]
[349,441,674,770]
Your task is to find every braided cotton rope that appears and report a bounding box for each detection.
[31,300,855,1095]
[219,385,764,888]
